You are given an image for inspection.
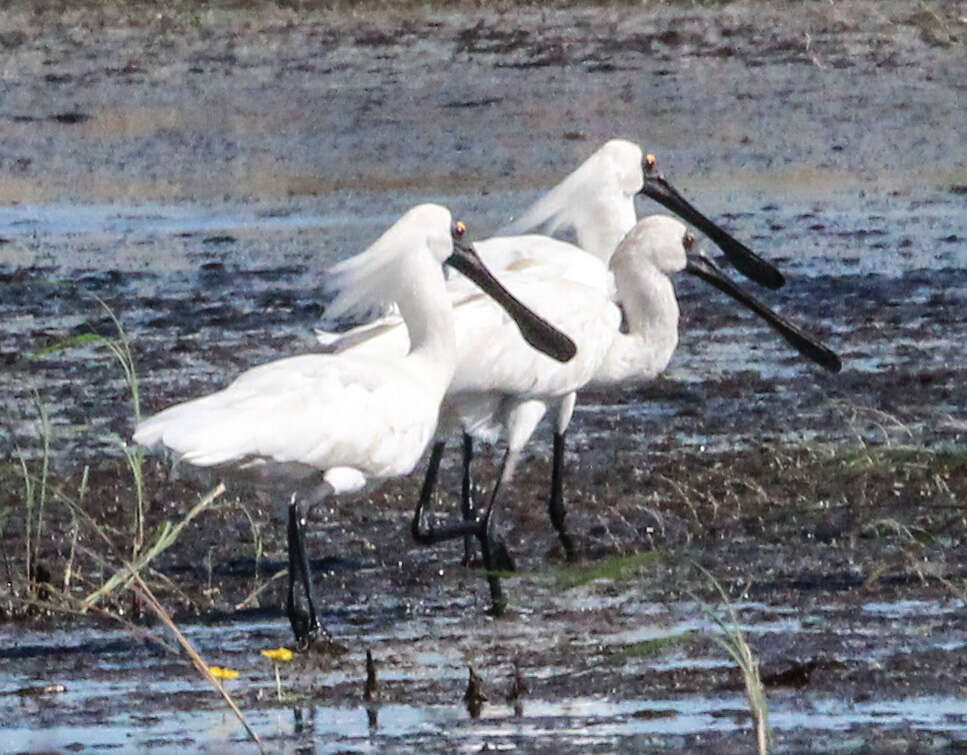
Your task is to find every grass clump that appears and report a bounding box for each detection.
[2,301,266,744]
[14,393,53,600]
[692,566,772,755]
[0,302,245,618]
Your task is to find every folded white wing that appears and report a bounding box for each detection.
[135,353,442,480]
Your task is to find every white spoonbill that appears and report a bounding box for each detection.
[490,218,838,566]
[316,140,783,352]
[433,141,806,562]
[424,217,838,588]
[133,204,575,648]
[464,216,837,569]
[498,138,784,288]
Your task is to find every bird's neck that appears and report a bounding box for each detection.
[594,263,680,386]
[395,255,458,394]
[574,198,637,263]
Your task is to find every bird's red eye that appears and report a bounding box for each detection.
[683,231,695,251]
[644,153,657,174]
[452,221,467,238]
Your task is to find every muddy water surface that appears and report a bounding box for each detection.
[2,1,967,751]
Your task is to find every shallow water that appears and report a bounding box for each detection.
[4,589,967,752]
[3,1,967,751]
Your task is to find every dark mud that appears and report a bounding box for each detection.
[2,1,967,751]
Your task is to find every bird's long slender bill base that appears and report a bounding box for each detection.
[549,431,579,563]
[640,172,785,291]
[446,242,577,364]
[685,253,843,373]
[287,494,333,652]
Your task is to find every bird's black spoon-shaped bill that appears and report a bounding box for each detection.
[640,172,786,291]
[446,240,578,364]
[685,253,842,373]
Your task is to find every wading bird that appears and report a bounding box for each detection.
[133,204,575,648]
[498,138,784,289]
[316,140,809,569]
[428,217,839,577]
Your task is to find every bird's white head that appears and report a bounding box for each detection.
[611,215,693,277]
[324,203,455,322]
[498,138,644,262]
[596,139,646,197]
[403,203,459,264]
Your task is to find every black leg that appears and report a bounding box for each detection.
[472,445,516,575]
[287,495,325,649]
[479,502,507,616]
[460,433,476,566]
[412,442,488,544]
[410,438,499,567]
[549,431,579,562]
[286,497,308,640]
[476,445,527,615]
[411,441,445,545]
[410,440,517,615]
[487,519,517,574]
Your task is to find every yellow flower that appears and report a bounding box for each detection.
[261,647,294,662]
[209,666,239,680]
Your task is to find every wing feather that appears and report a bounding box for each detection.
[135,353,441,479]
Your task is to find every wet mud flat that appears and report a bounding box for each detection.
[5,446,967,752]
[2,0,967,751]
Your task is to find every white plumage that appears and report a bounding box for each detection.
[135,203,462,495]
[498,138,644,262]
[134,353,443,487]
[318,211,699,579]
[306,143,674,571]
[313,141,834,571]
[313,139,641,346]
[134,202,579,645]
[322,214,690,436]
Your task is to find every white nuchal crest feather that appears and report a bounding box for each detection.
[323,234,406,324]
[498,139,643,248]
[322,204,451,325]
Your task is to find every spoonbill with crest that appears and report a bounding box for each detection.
[134,204,576,648]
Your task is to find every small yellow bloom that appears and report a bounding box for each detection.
[209,666,239,680]
[261,647,294,662]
